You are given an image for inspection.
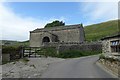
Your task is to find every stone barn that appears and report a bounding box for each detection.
[101,33,120,57]
[30,24,85,47]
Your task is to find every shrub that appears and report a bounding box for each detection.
[2,45,23,61]
[2,45,22,54]
[99,54,105,59]
[58,50,101,58]
[37,47,57,57]
[20,58,29,64]
[36,47,101,58]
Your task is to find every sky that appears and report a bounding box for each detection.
[0,0,119,41]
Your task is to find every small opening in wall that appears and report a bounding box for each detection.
[42,36,50,43]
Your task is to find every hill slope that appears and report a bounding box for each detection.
[84,20,119,41]
[1,40,29,47]
[1,20,119,46]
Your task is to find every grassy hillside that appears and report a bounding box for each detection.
[1,40,29,47]
[84,20,119,41]
[1,20,119,46]
[1,40,18,44]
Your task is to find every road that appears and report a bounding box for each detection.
[41,55,116,78]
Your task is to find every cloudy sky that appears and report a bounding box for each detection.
[0,0,119,41]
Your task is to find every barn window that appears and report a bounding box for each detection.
[110,40,120,52]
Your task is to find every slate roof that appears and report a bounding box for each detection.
[101,33,120,40]
[30,24,82,33]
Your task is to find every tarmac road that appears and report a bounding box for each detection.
[41,55,117,78]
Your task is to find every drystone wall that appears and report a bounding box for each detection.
[58,42,102,52]
[43,42,102,53]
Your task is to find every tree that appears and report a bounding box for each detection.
[44,20,65,28]
[80,23,83,27]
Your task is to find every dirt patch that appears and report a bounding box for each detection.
[2,57,65,78]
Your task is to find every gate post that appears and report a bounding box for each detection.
[19,46,24,58]
[29,47,31,58]
[56,46,59,54]
[35,48,36,57]
[21,46,24,58]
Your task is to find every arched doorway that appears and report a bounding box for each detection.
[42,36,50,42]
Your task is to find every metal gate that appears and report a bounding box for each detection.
[22,47,42,58]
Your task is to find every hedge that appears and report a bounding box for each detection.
[2,45,23,61]
[37,47,58,57]
[36,47,101,58]
[2,45,22,54]
[58,50,101,58]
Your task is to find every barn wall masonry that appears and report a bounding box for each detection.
[101,34,120,57]
[30,24,85,47]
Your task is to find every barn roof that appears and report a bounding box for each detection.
[101,33,120,40]
[30,24,83,33]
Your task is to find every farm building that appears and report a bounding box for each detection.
[30,24,85,47]
[101,33,120,57]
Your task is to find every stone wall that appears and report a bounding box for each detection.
[43,42,102,53]
[51,27,85,43]
[0,49,1,64]
[58,42,102,52]
[98,59,119,76]
[2,54,10,62]
[30,32,41,47]
[102,37,120,57]
[42,42,83,47]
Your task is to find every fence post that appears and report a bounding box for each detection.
[29,47,30,58]
[29,47,31,58]
[19,46,22,58]
[35,48,36,57]
[19,46,24,58]
[21,46,24,58]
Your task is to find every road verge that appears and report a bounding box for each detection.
[96,59,118,78]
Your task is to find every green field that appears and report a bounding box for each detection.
[84,20,119,41]
[1,40,29,47]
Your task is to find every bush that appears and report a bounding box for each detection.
[37,47,57,57]
[99,54,105,59]
[36,47,101,58]
[20,58,29,64]
[2,45,22,61]
[58,50,101,58]
[2,45,22,54]
[44,20,65,28]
